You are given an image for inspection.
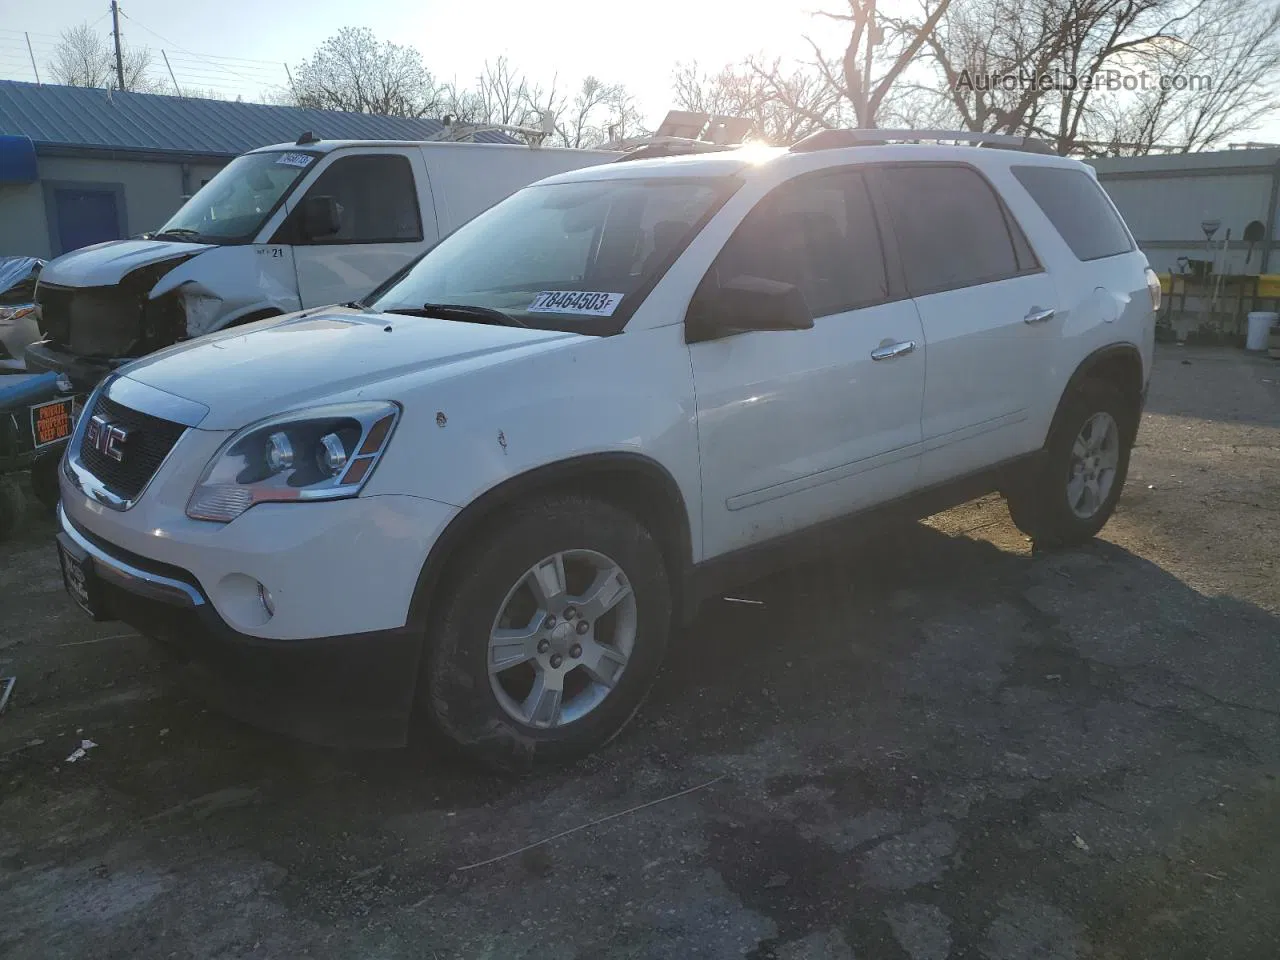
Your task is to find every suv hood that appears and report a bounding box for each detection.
[120,307,583,430]
[39,239,213,288]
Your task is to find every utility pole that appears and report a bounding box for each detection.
[24,32,41,84]
[110,1,125,91]
[162,50,180,96]
[862,0,876,128]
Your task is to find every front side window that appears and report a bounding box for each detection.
[290,154,423,244]
[155,151,317,243]
[878,165,1027,295]
[368,177,734,332]
[708,169,889,317]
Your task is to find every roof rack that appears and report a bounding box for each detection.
[610,109,754,161]
[614,138,742,163]
[789,129,1055,155]
[426,111,557,146]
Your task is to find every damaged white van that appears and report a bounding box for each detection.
[26,137,617,386]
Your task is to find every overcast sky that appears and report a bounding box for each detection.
[0,0,842,124]
[2,0,1278,144]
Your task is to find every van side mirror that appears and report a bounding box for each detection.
[300,195,341,240]
[685,275,813,343]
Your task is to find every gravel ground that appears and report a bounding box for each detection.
[1,344,1278,960]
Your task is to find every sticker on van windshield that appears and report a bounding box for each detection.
[527,291,624,316]
[275,152,315,168]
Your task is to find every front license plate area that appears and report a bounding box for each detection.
[56,534,108,620]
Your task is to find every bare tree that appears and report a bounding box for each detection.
[1086,0,1280,153]
[673,58,849,144]
[472,57,535,126]
[890,0,1280,154]
[291,27,441,117]
[557,77,646,147]
[49,22,160,92]
[809,0,955,128]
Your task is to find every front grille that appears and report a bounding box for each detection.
[35,283,73,344]
[35,282,144,356]
[78,394,186,501]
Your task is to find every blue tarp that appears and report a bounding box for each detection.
[0,371,59,410]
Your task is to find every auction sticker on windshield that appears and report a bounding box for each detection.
[527,291,624,316]
[275,153,315,168]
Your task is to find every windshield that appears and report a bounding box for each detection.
[155,151,318,243]
[368,177,735,332]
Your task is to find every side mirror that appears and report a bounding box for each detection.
[685,275,813,343]
[300,195,341,240]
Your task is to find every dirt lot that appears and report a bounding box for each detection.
[2,344,1278,960]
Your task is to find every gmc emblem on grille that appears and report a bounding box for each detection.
[85,415,130,462]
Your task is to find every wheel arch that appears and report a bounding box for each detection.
[1049,343,1145,445]
[405,452,695,633]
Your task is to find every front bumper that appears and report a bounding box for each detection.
[22,340,127,392]
[57,504,426,748]
[60,426,458,640]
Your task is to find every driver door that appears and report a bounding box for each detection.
[689,168,927,558]
[281,150,434,308]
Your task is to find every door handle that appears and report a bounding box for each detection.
[871,339,917,361]
[1024,306,1056,324]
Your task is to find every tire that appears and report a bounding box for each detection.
[1006,381,1135,548]
[422,494,672,772]
[0,475,26,542]
[29,454,61,514]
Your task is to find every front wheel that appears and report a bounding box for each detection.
[1006,383,1135,548]
[422,495,672,771]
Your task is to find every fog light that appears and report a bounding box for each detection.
[258,583,275,617]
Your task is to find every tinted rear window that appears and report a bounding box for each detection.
[878,165,1027,295]
[1012,166,1134,261]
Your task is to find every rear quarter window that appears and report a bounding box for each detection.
[1012,166,1134,262]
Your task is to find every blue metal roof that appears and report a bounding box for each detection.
[0,80,516,160]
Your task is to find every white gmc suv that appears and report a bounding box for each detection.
[55,130,1157,769]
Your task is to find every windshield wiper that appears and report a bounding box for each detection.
[385,303,529,328]
[150,228,205,242]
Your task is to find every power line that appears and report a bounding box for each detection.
[116,11,286,89]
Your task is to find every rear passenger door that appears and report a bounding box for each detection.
[281,151,433,308]
[872,163,1058,487]
[690,168,927,559]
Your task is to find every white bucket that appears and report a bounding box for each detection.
[1246,311,1277,351]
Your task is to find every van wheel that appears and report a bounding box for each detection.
[423,494,671,772]
[1006,382,1134,548]
[0,476,26,542]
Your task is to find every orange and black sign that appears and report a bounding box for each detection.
[31,399,73,448]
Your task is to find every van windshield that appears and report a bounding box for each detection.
[367,177,736,333]
[153,151,318,243]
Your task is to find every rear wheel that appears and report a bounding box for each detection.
[1006,382,1134,548]
[422,494,671,771]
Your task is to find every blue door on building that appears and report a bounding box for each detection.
[53,188,122,253]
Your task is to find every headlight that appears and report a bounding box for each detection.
[0,304,35,324]
[186,401,400,523]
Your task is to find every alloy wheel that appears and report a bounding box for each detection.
[487,549,637,729]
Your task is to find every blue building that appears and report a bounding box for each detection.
[0,80,515,259]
